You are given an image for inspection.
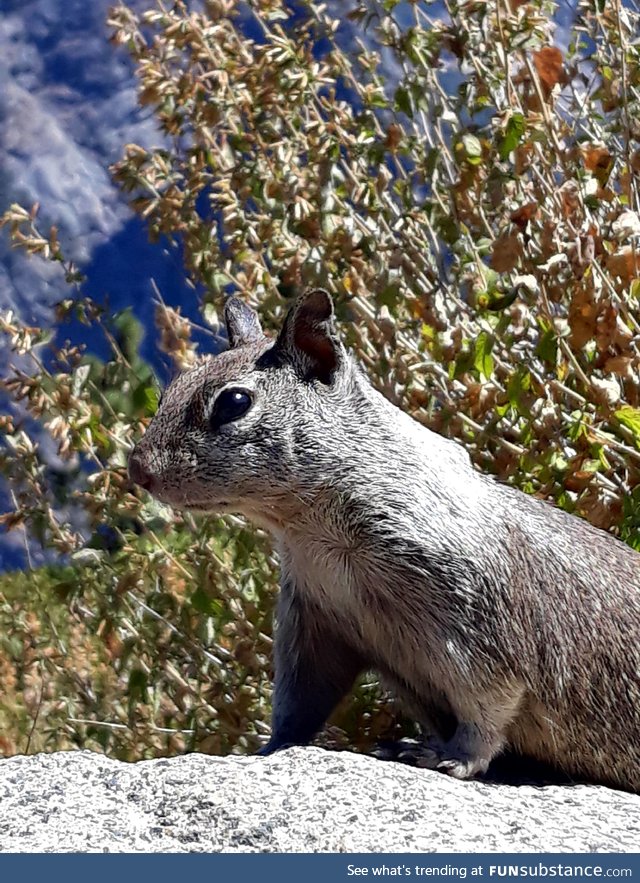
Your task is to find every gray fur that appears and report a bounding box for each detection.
[129,290,640,792]
[224,297,264,348]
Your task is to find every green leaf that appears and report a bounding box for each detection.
[439,216,458,244]
[379,283,401,309]
[127,668,148,714]
[210,271,230,293]
[410,83,430,113]
[203,302,220,330]
[536,327,558,366]
[367,91,388,109]
[462,134,482,158]
[421,323,435,342]
[483,289,519,311]
[70,549,105,567]
[614,406,640,447]
[132,383,159,416]
[506,368,531,415]
[190,587,224,618]
[556,491,575,513]
[473,331,494,379]
[499,113,525,160]
[424,148,439,181]
[596,445,611,470]
[394,87,413,119]
[71,363,91,398]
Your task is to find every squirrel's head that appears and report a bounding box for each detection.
[128,289,356,526]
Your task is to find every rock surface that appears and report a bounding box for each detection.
[0,747,638,853]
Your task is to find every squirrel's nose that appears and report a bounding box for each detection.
[128,450,155,492]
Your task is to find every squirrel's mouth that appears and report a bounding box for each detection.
[141,482,231,515]
[151,491,289,533]
[166,494,232,514]
[141,477,284,527]
[183,500,232,514]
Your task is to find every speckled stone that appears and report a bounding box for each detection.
[0,747,638,853]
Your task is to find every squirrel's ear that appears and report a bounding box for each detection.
[224,297,264,348]
[276,289,342,384]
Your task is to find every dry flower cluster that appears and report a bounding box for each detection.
[0,0,639,758]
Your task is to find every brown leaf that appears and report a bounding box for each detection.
[559,181,581,219]
[515,142,535,176]
[606,248,640,283]
[582,145,613,185]
[576,487,621,530]
[0,512,24,530]
[533,47,564,98]
[384,124,403,152]
[510,202,538,231]
[568,284,599,349]
[604,354,635,380]
[568,232,596,278]
[595,303,619,353]
[490,233,523,272]
[565,470,596,492]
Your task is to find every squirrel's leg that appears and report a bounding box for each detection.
[423,680,526,779]
[258,580,366,755]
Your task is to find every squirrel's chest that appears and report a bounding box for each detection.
[278,529,385,615]
[277,528,479,687]
[277,528,430,667]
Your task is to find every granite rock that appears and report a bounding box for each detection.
[0,747,638,853]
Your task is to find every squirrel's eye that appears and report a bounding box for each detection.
[210,388,253,428]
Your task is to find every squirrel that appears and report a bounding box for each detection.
[128,289,640,793]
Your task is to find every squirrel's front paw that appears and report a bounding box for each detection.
[435,755,490,779]
[371,738,439,767]
[414,733,493,779]
[370,737,490,778]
